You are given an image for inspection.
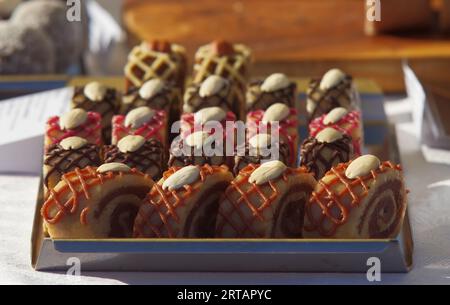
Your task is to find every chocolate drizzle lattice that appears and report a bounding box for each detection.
[121,82,182,115]
[72,87,119,115]
[71,86,120,143]
[305,161,403,237]
[246,80,297,111]
[183,81,245,119]
[44,142,101,188]
[104,139,165,181]
[300,135,353,179]
[307,76,358,121]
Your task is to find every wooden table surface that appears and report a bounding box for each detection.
[123,0,450,93]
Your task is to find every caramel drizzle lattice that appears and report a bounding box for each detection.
[134,165,228,238]
[104,139,164,180]
[125,45,182,88]
[216,165,309,237]
[193,46,250,89]
[41,167,146,225]
[305,161,402,237]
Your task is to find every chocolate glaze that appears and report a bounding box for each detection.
[104,138,165,181]
[300,134,353,179]
[246,80,297,112]
[271,183,314,238]
[44,142,101,188]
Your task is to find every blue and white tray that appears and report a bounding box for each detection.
[31,79,413,272]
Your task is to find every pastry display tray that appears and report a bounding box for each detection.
[30,80,414,272]
[32,215,413,272]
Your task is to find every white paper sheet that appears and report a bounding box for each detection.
[0,88,73,174]
[402,61,425,139]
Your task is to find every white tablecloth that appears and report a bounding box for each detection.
[1,97,450,285]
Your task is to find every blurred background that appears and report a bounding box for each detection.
[0,0,450,92]
[1,0,449,152]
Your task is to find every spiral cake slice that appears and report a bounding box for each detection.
[134,164,233,238]
[41,164,154,239]
[216,161,316,238]
[304,155,408,239]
